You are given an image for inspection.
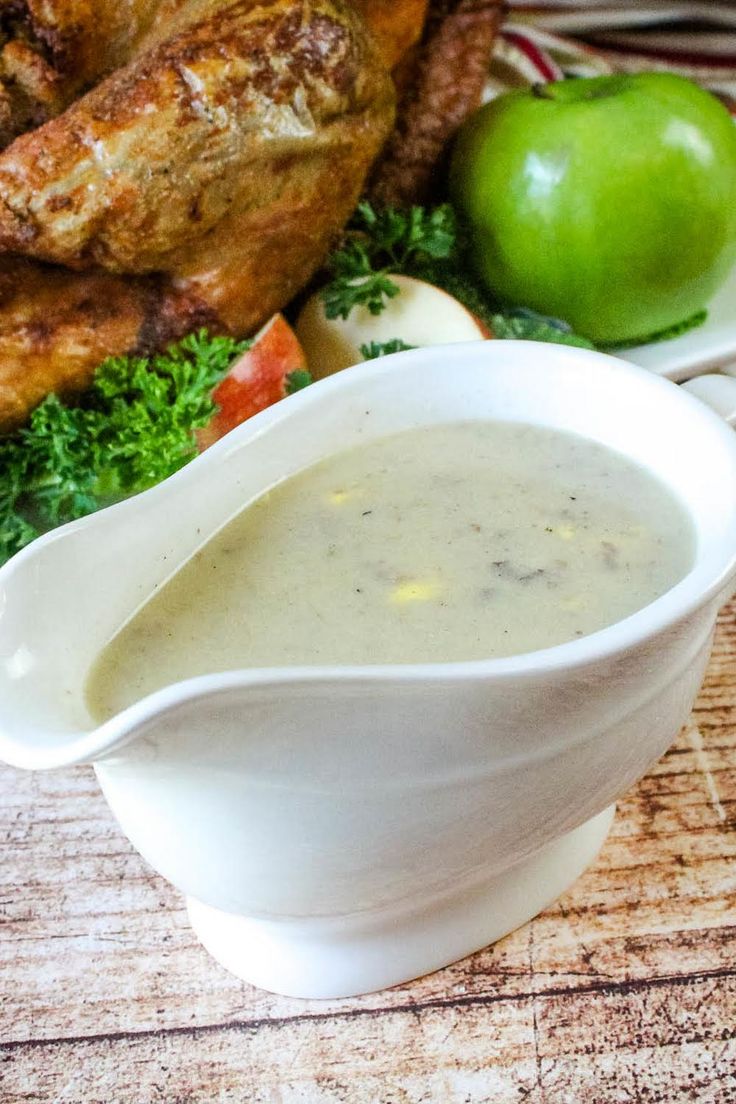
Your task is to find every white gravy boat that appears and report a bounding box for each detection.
[2,341,736,999]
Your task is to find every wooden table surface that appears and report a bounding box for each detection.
[2,607,735,1104]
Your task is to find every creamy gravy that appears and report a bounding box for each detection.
[87,421,694,721]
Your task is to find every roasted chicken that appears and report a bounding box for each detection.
[0,0,401,428]
[0,0,500,430]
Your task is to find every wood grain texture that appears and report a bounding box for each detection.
[1,606,735,1103]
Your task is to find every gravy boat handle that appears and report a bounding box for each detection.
[682,372,736,426]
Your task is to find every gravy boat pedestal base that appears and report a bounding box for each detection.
[187,805,615,999]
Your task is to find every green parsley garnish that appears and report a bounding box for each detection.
[416,262,497,331]
[604,309,708,351]
[321,201,596,354]
[359,339,417,360]
[322,202,457,320]
[0,330,248,565]
[284,368,313,394]
[490,309,595,348]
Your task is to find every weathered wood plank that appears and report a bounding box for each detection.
[2,981,734,1103]
[1,604,735,1102]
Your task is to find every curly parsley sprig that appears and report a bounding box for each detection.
[0,331,249,564]
[322,202,457,320]
[359,339,417,360]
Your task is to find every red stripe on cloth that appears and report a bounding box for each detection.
[502,29,562,81]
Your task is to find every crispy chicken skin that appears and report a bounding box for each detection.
[352,0,428,68]
[0,0,394,273]
[0,261,151,428]
[0,0,398,428]
[10,0,163,83]
[370,0,504,206]
[0,1,165,142]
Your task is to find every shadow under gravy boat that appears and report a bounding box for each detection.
[2,341,736,999]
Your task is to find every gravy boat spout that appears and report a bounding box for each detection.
[2,341,736,999]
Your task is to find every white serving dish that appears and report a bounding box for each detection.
[1,340,736,999]
[623,262,736,381]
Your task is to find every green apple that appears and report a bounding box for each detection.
[450,73,736,344]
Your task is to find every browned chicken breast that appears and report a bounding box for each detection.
[0,0,398,428]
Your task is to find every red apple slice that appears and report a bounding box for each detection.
[295,274,492,380]
[198,313,308,449]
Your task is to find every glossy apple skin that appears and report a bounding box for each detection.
[197,314,306,449]
[450,73,736,344]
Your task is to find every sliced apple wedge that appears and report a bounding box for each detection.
[198,313,308,449]
[296,274,492,380]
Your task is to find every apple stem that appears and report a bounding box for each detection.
[531,83,555,101]
[531,76,631,103]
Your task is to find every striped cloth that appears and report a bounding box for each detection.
[488,3,736,110]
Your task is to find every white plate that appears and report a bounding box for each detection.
[621,265,736,382]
